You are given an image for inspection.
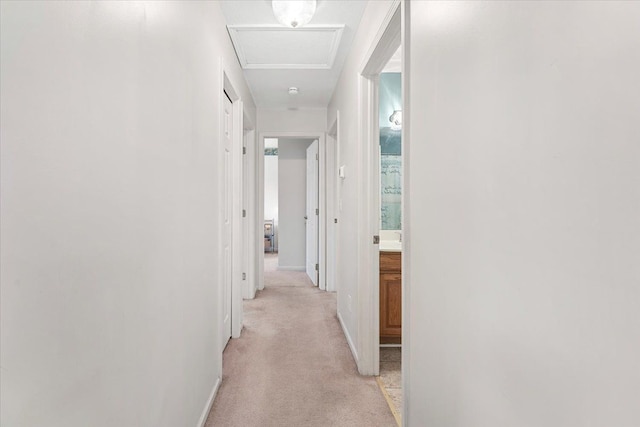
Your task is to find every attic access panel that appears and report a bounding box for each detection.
[227,25,345,70]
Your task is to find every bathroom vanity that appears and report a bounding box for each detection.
[379,72,402,344]
[380,249,402,344]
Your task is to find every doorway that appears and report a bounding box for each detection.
[261,137,318,284]
[221,91,233,349]
[356,0,403,422]
[219,71,246,353]
[257,133,329,291]
[356,0,401,376]
[377,45,403,423]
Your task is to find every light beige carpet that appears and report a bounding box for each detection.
[205,254,396,427]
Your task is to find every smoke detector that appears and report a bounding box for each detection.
[288,87,299,95]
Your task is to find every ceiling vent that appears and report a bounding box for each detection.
[227,25,344,70]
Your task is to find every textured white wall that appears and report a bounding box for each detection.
[327,0,397,364]
[0,1,255,426]
[257,108,327,134]
[405,1,640,426]
[278,139,314,269]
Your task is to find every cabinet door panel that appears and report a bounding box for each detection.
[380,252,401,272]
[380,273,402,336]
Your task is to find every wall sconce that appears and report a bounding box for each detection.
[272,0,317,28]
[389,110,402,130]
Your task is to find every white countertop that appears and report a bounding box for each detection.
[379,240,402,252]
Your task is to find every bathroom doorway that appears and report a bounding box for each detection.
[377,45,403,423]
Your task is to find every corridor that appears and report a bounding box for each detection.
[205,254,396,426]
[3,1,640,426]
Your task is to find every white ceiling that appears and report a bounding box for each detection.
[227,25,345,69]
[220,0,368,109]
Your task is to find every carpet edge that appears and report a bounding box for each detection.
[197,376,221,427]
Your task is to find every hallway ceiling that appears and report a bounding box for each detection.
[220,0,368,109]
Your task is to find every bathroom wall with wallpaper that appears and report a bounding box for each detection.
[379,72,402,230]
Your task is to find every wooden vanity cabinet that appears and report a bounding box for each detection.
[380,252,401,344]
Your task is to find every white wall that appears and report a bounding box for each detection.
[405,1,640,426]
[278,139,314,269]
[0,2,255,426]
[257,108,327,134]
[327,0,397,365]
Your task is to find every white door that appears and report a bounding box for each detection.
[242,132,250,299]
[222,94,233,348]
[306,140,319,286]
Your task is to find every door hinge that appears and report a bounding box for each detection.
[315,263,319,271]
[243,147,247,155]
[373,235,380,244]
[242,209,246,218]
[316,153,319,160]
[242,272,246,280]
[315,208,319,215]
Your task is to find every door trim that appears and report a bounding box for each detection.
[219,62,245,367]
[242,117,257,300]
[306,140,320,286]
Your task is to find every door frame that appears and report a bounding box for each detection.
[356,0,401,377]
[243,115,257,300]
[306,140,320,286]
[257,132,328,291]
[218,64,245,364]
[326,113,339,293]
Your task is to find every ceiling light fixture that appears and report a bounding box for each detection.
[389,110,402,130]
[272,0,316,28]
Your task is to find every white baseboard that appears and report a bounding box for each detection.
[277,266,305,271]
[248,284,256,300]
[197,376,221,427]
[337,310,358,365]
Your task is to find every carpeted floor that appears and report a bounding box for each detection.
[205,254,396,427]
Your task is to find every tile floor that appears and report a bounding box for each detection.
[379,347,402,421]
